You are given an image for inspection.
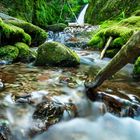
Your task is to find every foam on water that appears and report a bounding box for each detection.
[34,113,140,140]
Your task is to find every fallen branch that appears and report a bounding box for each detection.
[100,36,113,59]
[85,31,140,97]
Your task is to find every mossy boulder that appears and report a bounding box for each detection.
[0,45,19,61]
[88,16,140,59]
[133,57,140,78]
[46,23,67,32]
[35,41,80,67]
[119,16,140,29]
[5,20,47,46]
[0,18,31,46]
[88,26,134,49]
[14,42,30,61]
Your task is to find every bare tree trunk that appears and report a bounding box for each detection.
[86,31,140,97]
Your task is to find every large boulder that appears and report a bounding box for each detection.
[35,41,80,67]
[5,19,47,46]
[0,18,31,46]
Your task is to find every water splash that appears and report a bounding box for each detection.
[34,113,140,140]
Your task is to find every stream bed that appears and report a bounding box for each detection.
[0,48,140,140]
[0,28,140,139]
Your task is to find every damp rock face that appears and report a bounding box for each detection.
[35,41,80,67]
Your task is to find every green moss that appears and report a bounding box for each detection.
[35,41,80,67]
[119,16,140,28]
[133,57,140,75]
[85,0,140,25]
[1,0,34,22]
[0,45,19,60]
[46,23,67,32]
[1,0,84,27]
[100,20,118,29]
[88,34,105,49]
[5,20,47,46]
[88,25,133,49]
[0,19,31,46]
[14,42,30,61]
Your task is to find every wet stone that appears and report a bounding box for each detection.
[33,97,78,128]
[0,79,4,91]
[0,119,11,140]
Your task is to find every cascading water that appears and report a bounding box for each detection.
[76,4,89,25]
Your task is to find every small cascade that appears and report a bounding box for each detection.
[76,4,89,25]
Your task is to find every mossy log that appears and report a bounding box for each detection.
[86,31,140,96]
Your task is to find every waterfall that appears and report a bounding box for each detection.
[76,4,89,25]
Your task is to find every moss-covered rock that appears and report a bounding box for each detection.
[0,18,31,46]
[0,45,19,61]
[119,16,140,29]
[88,26,133,49]
[88,15,140,53]
[133,57,140,76]
[14,42,30,61]
[46,23,67,32]
[85,0,140,25]
[5,19,47,46]
[35,41,80,67]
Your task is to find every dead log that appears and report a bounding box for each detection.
[100,36,113,59]
[86,31,140,97]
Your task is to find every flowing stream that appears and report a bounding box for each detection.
[0,46,140,139]
[0,5,140,140]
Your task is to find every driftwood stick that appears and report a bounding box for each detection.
[85,31,140,98]
[100,36,113,59]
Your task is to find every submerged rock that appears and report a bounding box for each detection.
[33,97,78,128]
[0,119,11,140]
[35,41,80,67]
